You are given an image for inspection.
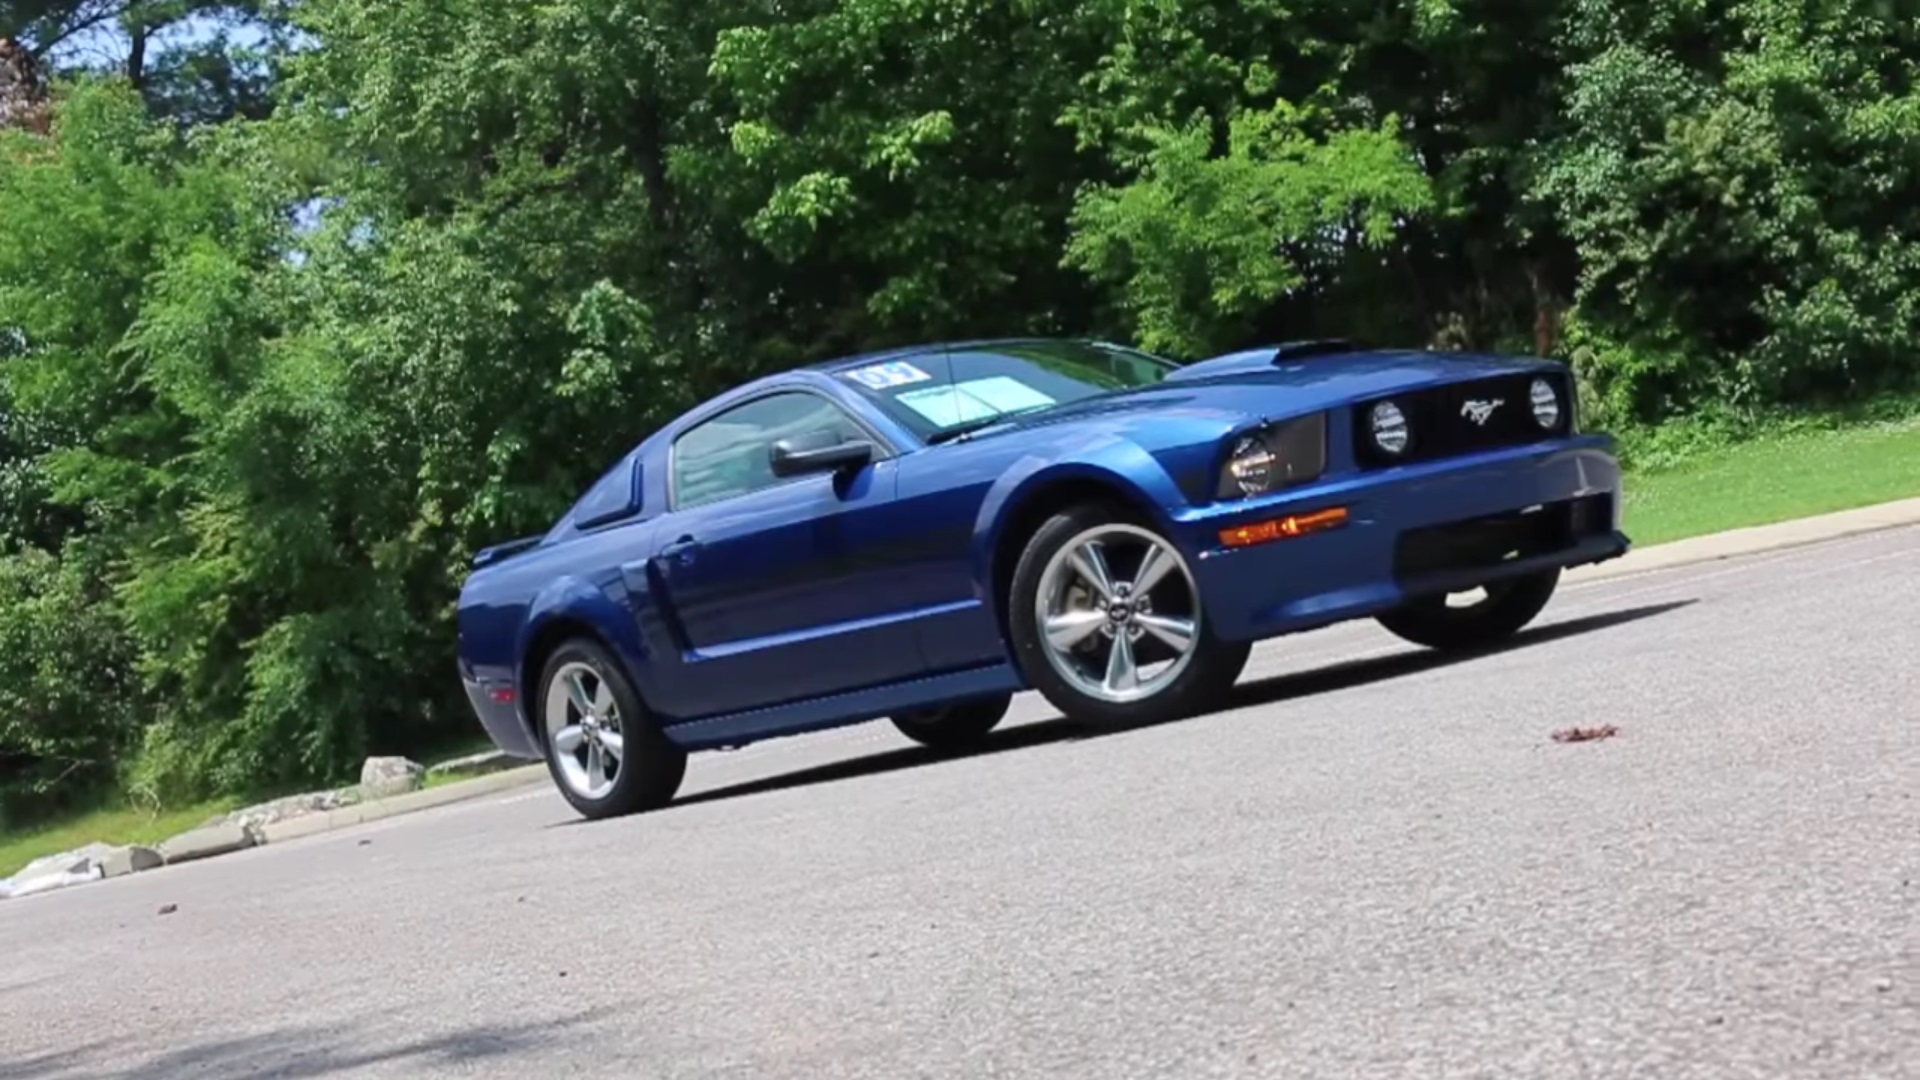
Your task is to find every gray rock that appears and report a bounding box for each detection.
[0,842,130,900]
[424,749,515,779]
[2,864,101,899]
[359,756,425,799]
[13,844,110,878]
[158,822,258,865]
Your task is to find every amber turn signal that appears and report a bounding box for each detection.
[1218,506,1349,548]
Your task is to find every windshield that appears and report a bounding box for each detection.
[837,340,1178,442]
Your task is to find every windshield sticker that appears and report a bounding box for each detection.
[896,386,999,428]
[896,377,1056,428]
[843,360,932,390]
[958,376,1055,413]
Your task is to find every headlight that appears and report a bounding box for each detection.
[1225,436,1275,497]
[1529,377,1560,429]
[1216,414,1327,499]
[1368,400,1409,456]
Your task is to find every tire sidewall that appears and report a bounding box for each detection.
[1378,568,1561,650]
[891,693,1011,749]
[537,638,685,818]
[1006,504,1244,728]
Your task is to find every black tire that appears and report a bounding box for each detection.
[890,694,1012,751]
[1375,568,1561,651]
[1006,503,1250,730]
[536,638,686,820]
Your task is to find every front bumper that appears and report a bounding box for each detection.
[1176,435,1628,642]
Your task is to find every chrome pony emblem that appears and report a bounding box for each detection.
[1460,398,1504,426]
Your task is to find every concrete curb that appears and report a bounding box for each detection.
[1569,496,1920,585]
[159,823,257,865]
[0,768,549,900]
[255,765,547,844]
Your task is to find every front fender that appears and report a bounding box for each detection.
[970,432,1193,600]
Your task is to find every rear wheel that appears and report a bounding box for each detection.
[1375,568,1561,651]
[537,638,686,820]
[890,694,1011,751]
[1007,504,1250,730]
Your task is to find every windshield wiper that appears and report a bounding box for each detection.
[926,404,1054,445]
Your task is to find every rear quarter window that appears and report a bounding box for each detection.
[571,458,643,529]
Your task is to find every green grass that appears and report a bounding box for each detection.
[1620,412,1920,547]
[3,740,511,879]
[418,738,507,789]
[1,798,238,880]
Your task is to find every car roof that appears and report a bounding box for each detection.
[801,337,1078,375]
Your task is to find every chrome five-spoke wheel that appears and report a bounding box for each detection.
[536,639,686,819]
[544,660,625,801]
[1009,505,1250,729]
[1036,523,1200,703]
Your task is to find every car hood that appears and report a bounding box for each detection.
[958,347,1559,440]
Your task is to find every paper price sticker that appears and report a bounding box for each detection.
[843,360,933,390]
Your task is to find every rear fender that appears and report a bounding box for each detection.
[515,575,655,735]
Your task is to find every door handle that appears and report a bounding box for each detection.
[659,535,700,567]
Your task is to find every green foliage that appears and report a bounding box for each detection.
[5,1,286,124]
[1539,0,1920,418]
[0,542,142,827]
[3,0,1919,822]
[1067,104,1432,356]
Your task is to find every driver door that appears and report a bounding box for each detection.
[639,389,924,719]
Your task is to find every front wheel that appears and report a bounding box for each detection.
[1375,568,1561,651]
[537,638,687,820]
[1007,505,1250,730]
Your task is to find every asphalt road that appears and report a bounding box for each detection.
[3,529,1916,1080]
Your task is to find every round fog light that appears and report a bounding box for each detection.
[1529,377,1560,429]
[1369,400,1409,455]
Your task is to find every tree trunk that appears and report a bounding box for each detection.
[126,26,148,90]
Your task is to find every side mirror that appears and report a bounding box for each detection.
[768,428,875,478]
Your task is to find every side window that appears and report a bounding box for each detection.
[671,392,870,510]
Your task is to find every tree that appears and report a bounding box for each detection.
[3,0,1918,823]
[0,36,49,132]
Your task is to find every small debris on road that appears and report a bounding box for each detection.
[357,839,372,846]
[1552,724,1620,743]
[157,903,178,916]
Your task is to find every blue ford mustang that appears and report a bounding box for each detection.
[457,338,1629,818]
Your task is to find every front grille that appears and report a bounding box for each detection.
[1354,371,1571,468]
[1393,495,1612,580]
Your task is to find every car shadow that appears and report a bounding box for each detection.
[658,597,1696,813]
[667,718,1080,812]
[1220,597,1698,714]
[0,1007,616,1080]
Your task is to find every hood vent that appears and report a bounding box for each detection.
[1165,339,1364,381]
[1268,339,1359,361]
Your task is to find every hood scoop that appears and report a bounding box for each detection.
[1164,339,1361,381]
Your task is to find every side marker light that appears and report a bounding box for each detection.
[1218,506,1350,548]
